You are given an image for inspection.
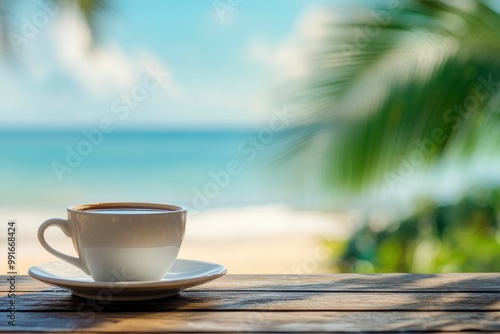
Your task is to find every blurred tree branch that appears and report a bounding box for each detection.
[0,0,110,55]
[286,0,500,194]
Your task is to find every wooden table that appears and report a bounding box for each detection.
[1,274,500,333]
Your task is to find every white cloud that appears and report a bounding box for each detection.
[0,7,186,128]
[243,7,340,125]
[4,5,327,128]
[135,52,183,100]
[249,7,336,81]
[47,8,178,96]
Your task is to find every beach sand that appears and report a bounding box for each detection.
[2,205,358,275]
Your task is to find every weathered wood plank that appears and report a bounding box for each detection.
[4,290,500,311]
[3,275,499,333]
[6,274,500,293]
[1,311,500,333]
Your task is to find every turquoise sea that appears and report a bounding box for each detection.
[6,128,495,214]
[0,129,305,211]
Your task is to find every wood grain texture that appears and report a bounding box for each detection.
[4,290,500,311]
[2,275,500,333]
[1,311,500,333]
[6,274,500,292]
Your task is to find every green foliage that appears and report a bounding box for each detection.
[74,0,111,42]
[286,0,500,193]
[328,188,500,273]
[283,0,500,273]
[0,0,110,52]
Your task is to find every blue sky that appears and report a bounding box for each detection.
[1,0,333,129]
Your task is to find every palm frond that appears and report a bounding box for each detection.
[284,0,500,195]
[0,0,11,55]
[0,0,110,53]
[74,0,111,42]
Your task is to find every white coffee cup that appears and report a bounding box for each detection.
[38,202,186,282]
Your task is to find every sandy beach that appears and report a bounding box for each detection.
[2,205,357,275]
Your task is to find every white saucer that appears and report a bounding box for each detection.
[28,259,227,301]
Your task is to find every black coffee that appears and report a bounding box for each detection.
[85,208,169,214]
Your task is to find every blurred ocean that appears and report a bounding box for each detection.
[0,129,302,211]
[0,129,348,275]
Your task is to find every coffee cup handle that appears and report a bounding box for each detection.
[38,218,90,275]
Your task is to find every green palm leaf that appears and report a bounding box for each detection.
[0,0,110,53]
[74,0,111,42]
[286,0,500,195]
